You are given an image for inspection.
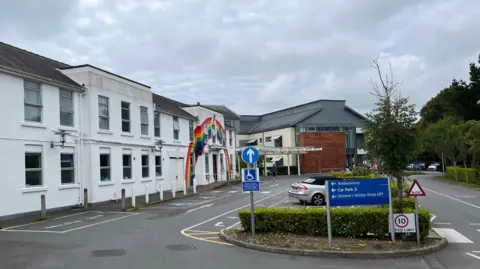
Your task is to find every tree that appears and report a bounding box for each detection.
[422,116,457,176]
[363,58,417,213]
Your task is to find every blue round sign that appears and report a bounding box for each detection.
[242,146,259,165]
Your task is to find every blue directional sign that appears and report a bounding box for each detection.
[328,178,389,207]
[242,168,260,192]
[242,146,259,165]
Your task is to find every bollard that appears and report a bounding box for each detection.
[83,188,88,210]
[193,177,197,194]
[40,194,46,219]
[121,189,126,211]
[131,187,136,208]
[145,184,149,204]
[172,181,176,198]
[183,180,187,196]
[159,182,164,201]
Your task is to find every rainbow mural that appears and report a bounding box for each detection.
[185,116,231,187]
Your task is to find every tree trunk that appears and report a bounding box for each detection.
[464,161,469,183]
[442,153,446,176]
[396,175,404,213]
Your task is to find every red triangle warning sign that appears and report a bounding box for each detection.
[408,179,426,197]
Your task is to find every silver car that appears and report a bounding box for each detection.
[288,176,342,206]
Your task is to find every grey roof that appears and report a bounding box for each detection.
[224,121,235,130]
[152,93,197,120]
[0,42,83,89]
[201,105,240,119]
[60,64,150,89]
[239,99,366,134]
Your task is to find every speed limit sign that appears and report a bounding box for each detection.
[393,213,416,233]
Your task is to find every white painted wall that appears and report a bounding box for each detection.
[0,73,83,217]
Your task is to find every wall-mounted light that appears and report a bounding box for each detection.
[50,130,69,149]
[152,139,164,152]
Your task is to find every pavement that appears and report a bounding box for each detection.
[0,173,473,269]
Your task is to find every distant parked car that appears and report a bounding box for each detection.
[428,163,440,171]
[288,176,342,206]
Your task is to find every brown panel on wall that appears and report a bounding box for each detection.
[299,132,346,173]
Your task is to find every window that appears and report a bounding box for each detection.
[154,112,160,137]
[230,154,233,170]
[266,137,271,142]
[140,106,148,135]
[219,154,224,172]
[190,155,195,176]
[259,138,263,143]
[155,155,162,177]
[189,121,194,141]
[100,154,111,181]
[229,131,233,146]
[25,153,42,186]
[60,154,74,184]
[121,101,130,132]
[98,96,109,130]
[173,116,180,140]
[205,154,209,173]
[212,122,216,143]
[123,154,132,179]
[274,136,283,148]
[142,154,149,178]
[60,90,74,126]
[24,81,42,122]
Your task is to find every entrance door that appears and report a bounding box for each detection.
[169,158,185,191]
[212,154,218,181]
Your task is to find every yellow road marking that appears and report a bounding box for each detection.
[181,229,232,246]
[184,229,212,233]
[201,236,220,239]
[187,232,219,235]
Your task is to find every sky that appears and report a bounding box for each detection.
[1,0,479,115]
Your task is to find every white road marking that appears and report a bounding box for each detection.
[44,220,82,229]
[424,187,480,209]
[430,214,437,222]
[1,211,89,230]
[227,197,290,230]
[60,213,139,233]
[472,251,480,253]
[433,228,473,243]
[269,184,280,188]
[210,190,222,193]
[225,216,238,219]
[466,253,480,260]
[433,223,452,225]
[261,191,271,194]
[214,222,225,227]
[1,229,65,234]
[181,194,229,209]
[185,204,214,214]
[455,195,476,198]
[86,215,104,220]
[182,189,287,232]
[470,223,480,226]
[228,191,238,194]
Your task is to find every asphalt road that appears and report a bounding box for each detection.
[0,174,463,269]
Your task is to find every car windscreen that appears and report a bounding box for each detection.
[302,178,315,184]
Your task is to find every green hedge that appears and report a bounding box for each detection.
[380,197,415,209]
[446,166,478,183]
[238,207,430,241]
[391,181,410,197]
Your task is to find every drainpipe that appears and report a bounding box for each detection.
[262,132,266,176]
[79,85,88,205]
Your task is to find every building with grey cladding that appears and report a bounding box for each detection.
[236,99,367,170]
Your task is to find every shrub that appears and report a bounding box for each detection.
[330,171,377,178]
[380,197,415,209]
[446,166,478,183]
[390,181,409,197]
[238,207,430,241]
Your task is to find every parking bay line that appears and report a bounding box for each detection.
[60,213,140,233]
[1,211,90,230]
[466,253,480,260]
[181,189,287,244]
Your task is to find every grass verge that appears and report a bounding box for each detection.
[224,230,438,252]
[435,176,480,189]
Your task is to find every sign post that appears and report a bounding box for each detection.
[241,146,260,240]
[387,177,395,241]
[326,178,391,247]
[407,179,426,246]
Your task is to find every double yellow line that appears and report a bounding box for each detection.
[181,229,232,246]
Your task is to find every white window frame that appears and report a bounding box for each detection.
[60,153,75,184]
[142,154,150,178]
[205,154,209,173]
[229,130,233,146]
[121,101,131,133]
[154,111,161,137]
[59,89,74,127]
[155,155,162,177]
[100,153,111,181]
[98,96,109,130]
[189,121,194,141]
[24,80,43,123]
[123,154,132,179]
[173,116,180,140]
[25,151,43,187]
[140,106,149,136]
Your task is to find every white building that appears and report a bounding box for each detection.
[0,42,238,219]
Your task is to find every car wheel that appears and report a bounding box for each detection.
[311,193,325,206]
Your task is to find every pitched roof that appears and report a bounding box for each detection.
[152,93,197,120]
[200,105,240,119]
[245,108,322,134]
[0,42,83,90]
[224,121,235,130]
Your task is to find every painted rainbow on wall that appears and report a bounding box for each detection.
[184,116,230,187]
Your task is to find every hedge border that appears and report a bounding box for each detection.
[219,229,448,259]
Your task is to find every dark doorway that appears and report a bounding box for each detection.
[213,154,218,181]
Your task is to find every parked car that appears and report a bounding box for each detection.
[428,163,440,171]
[288,176,342,206]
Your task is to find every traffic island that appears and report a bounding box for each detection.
[219,229,447,259]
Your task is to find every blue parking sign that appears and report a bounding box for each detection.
[242,168,260,192]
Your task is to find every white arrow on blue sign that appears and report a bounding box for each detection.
[241,146,259,165]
